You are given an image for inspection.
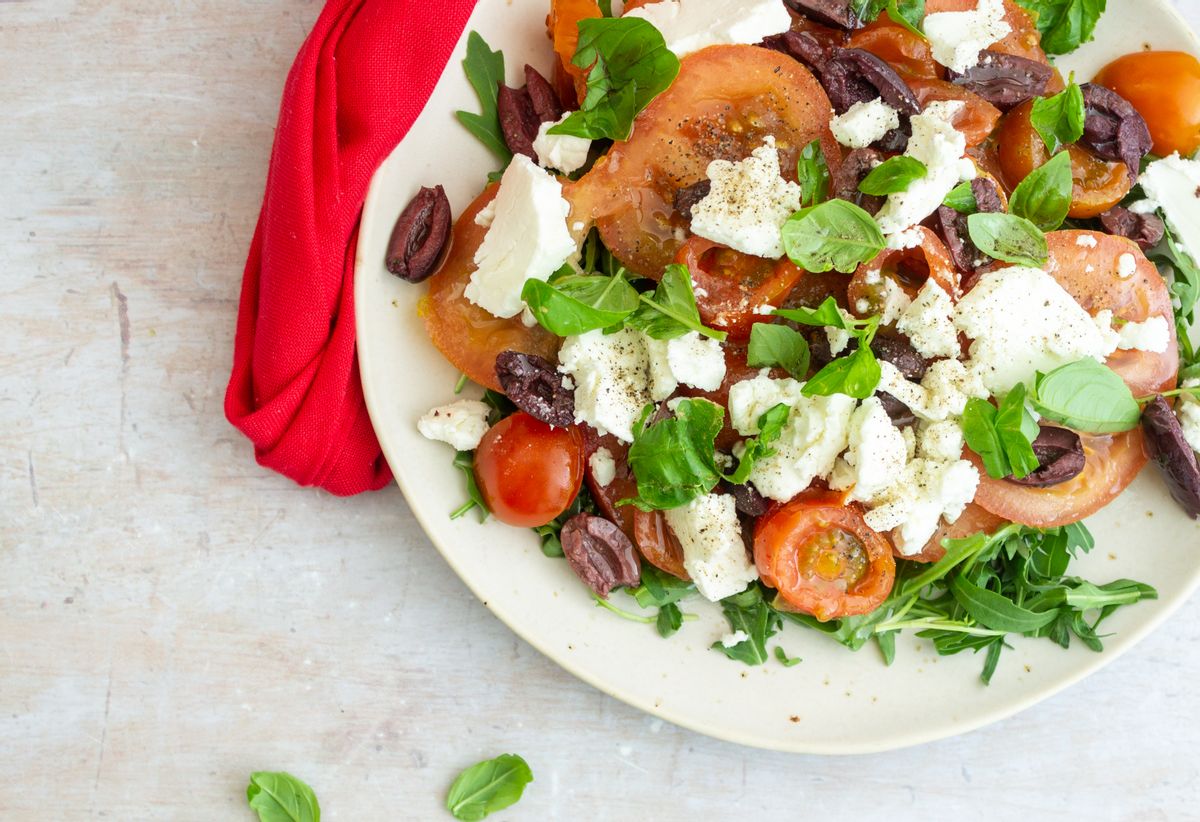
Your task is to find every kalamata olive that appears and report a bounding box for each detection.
[833,148,887,215]
[760,30,830,71]
[728,482,770,517]
[873,334,929,381]
[877,391,917,428]
[783,0,862,30]
[1099,206,1166,251]
[1141,396,1200,519]
[560,513,642,597]
[946,51,1054,110]
[1079,83,1153,178]
[523,64,563,123]
[971,177,1004,214]
[385,185,452,283]
[497,66,563,159]
[929,178,1003,274]
[821,48,922,116]
[674,180,712,221]
[1006,426,1087,488]
[495,351,575,428]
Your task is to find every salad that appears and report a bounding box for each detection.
[391,0,1200,682]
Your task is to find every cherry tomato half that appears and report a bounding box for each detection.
[847,226,959,317]
[755,493,896,621]
[548,0,602,106]
[1095,51,1200,158]
[474,412,585,528]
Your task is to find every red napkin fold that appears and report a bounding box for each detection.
[225,0,479,496]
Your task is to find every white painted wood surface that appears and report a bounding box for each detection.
[2,2,1198,819]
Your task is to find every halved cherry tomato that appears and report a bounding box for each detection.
[908,504,1009,563]
[849,13,940,80]
[633,509,690,580]
[548,0,602,107]
[1094,51,1200,158]
[568,45,841,277]
[474,412,585,528]
[847,226,959,317]
[422,186,560,391]
[755,493,896,621]
[925,0,1056,77]
[675,237,805,342]
[995,100,1133,217]
[908,78,1001,147]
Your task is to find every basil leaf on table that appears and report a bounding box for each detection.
[454,32,512,164]
[1008,151,1073,231]
[1014,0,1107,55]
[446,754,534,821]
[247,772,320,822]
[626,264,727,341]
[747,323,811,380]
[623,398,725,511]
[859,156,928,196]
[711,586,782,666]
[967,212,1049,267]
[549,17,680,141]
[781,200,886,274]
[943,181,978,214]
[1030,81,1086,154]
[797,139,832,208]
[1031,359,1141,433]
[521,268,640,336]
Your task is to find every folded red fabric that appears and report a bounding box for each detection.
[226,0,478,496]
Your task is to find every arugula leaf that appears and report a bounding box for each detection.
[725,404,791,485]
[967,212,1049,267]
[852,0,890,22]
[631,564,697,608]
[1014,0,1107,55]
[797,139,832,208]
[522,268,640,337]
[781,200,887,274]
[624,399,725,511]
[247,772,320,822]
[550,18,680,141]
[712,586,782,666]
[747,323,811,380]
[943,181,978,214]
[1031,359,1141,433]
[1147,222,1200,365]
[446,754,533,821]
[1008,151,1074,231]
[949,575,1059,633]
[1030,81,1086,154]
[656,602,684,637]
[627,264,727,341]
[450,451,490,522]
[774,646,803,667]
[961,386,1041,479]
[775,298,884,399]
[859,156,928,196]
[454,33,512,164]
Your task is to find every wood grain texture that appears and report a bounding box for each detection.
[1,1,1198,819]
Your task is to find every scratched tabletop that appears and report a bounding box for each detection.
[3,2,1199,819]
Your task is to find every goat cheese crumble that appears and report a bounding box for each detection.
[418,400,492,451]
[645,331,728,400]
[1116,316,1171,353]
[533,113,592,174]
[1138,153,1200,268]
[589,447,617,487]
[1179,379,1200,454]
[558,328,654,443]
[897,279,960,359]
[664,493,759,602]
[830,397,909,504]
[830,98,901,149]
[923,0,1013,73]
[625,0,792,57]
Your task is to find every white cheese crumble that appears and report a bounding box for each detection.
[689,136,803,259]
[923,0,1012,73]
[1116,316,1171,353]
[589,447,617,487]
[624,0,792,57]
[1076,234,1098,248]
[532,113,591,174]
[864,458,980,555]
[465,154,577,319]
[1117,252,1138,279]
[878,359,989,422]
[474,200,496,228]
[897,280,959,360]
[417,400,491,451]
[663,494,759,602]
[823,306,858,356]
[645,331,728,401]
[918,419,966,462]
[720,630,750,648]
[830,98,901,149]
[830,397,909,504]
[1138,153,1200,270]
[558,328,654,443]
[1179,379,1200,454]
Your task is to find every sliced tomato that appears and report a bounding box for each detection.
[925,0,1056,78]
[475,413,586,528]
[908,78,1001,147]
[907,504,1009,563]
[422,186,560,391]
[568,45,841,277]
[633,508,690,580]
[848,13,940,80]
[548,0,602,107]
[581,428,640,537]
[847,226,959,317]
[755,493,896,621]
[1094,51,1200,158]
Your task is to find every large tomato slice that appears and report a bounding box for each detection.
[908,78,1001,147]
[907,503,1009,563]
[568,44,841,277]
[422,186,560,391]
[847,226,959,316]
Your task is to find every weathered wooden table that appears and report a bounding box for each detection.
[3,1,1198,818]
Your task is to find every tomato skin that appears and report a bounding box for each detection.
[1095,51,1200,158]
[848,227,959,316]
[755,493,896,621]
[908,78,1001,147]
[633,508,690,580]
[474,413,585,528]
[548,0,602,106]
[848,15,940,80]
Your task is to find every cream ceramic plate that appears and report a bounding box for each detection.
[357,0,1200,753]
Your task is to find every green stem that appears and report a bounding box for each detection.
[1138,386,1200,404]
[453,373,469,394]
[592,596,655,623]
[450,499,478,520]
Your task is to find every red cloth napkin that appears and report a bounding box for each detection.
[225,0,478,496]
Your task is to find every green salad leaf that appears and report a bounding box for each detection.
[446,754,533,821]
[627,264,727,341]
[859,156,928,196]
[712,586,782,666]
[454,32,512,163]
[1030,81,1086,154]
[1014,0,1107,55]
[943,181,978,214]
[451,451,490,522]
[1031,359,1141,433]
[1008,151,1073,231]
[781,200,887,274]
[797,139,832,208]
[522,267,640,337]
[967,212,1049,267]
[747,323,811,380]
[247,772,320,822]
[774,298,884,399]
[961,385,1042,480]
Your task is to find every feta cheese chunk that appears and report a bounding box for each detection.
[645,331,728,400]
[875,102,974,236]
[824,306,858,356]
[864,458,980,555]
[918,419,966,462]
[465,154,577,318]
[830,98,901,149]
[953,266,1120,395]
[1117,252,1138,279]
[897,280,960,359]
[625,0,792,57]
[720,630,750,648]
[923,0,1012,73]
[728,375,856,501]
[1138,153,1200,268]
[533,113,591,174]
[689,137,803,259]
[558,328,653,443]
[589,447,617,487]
[417,400,491,451]
[1116,316,1171,352]
[1178,379,1200,453]
[878,359,989,422]
[830,397,909,504]
[664,494,758,602]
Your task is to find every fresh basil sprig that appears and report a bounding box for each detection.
[967,212,1049,267]
[943,181,979,214]
[521,267,640,337]
[1030,81,1086,154]
[797,139,832,208]
[853,0,926,37]
[1008,151,1073,231]
[712,585,782,666]
[549,18,680,142]
[782,200,886,274]
[725,403,790,485]
[627,263,727,341]
[774,298,883,399]
[247,772,321,822]
[454,32,512,164]
[1014,0,1107,55]
[859,156,928,196]
[747,323,811,380]
[446,754,534,821]
[961,385,1042,480]
[1030,359,1141,433]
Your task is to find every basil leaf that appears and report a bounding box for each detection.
[598,0,614,15]
[550,18,680,141]
[782,200,886,274]
[887,0,926,37]
[1030,81,1085,154]
[247,772,320,822]
[624,398,725,511]
[521,269,639,336]
[967,212,1048,267]
[774,646,803,667]
[802,345,882,399]
[1008,151,1073,231]
[943,181,978,214]
[627,264,727,341]
[995,383,1042,479]
[961,398,1007,478]
[950,575,1059,633]
[1031,359,1140,433]
[747,323,811,380]
[451,451,490,522]
[446,754,533,821]
[725,404,791,485]
[631,564,697,608]
[859,156,928,196]
[454,33,512,164]
[852,0,890,22]
[1014,0,1107,55]
[656,602,684,637]
[797,139,832,208]
[773,296,850,331]
[711,586,781,666]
